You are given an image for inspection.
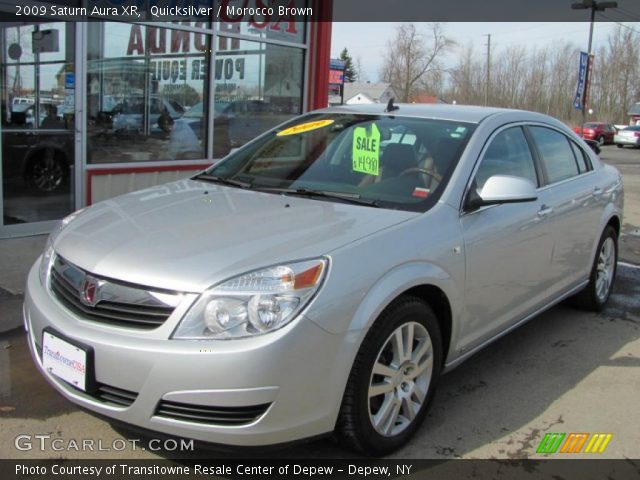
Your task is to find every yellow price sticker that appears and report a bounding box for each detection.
[277,119,335,137]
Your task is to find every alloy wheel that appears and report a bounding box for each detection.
[31,150,63,192]
[595,237,615,302]
[367,321,433,437]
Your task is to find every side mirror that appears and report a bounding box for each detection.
[467,175,537,211]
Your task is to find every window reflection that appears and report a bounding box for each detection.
[87,22,209,163]
[214,37,303,156]
[1,22,75,225]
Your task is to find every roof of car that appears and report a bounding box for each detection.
[317,103,530,124]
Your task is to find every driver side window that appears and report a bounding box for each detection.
[475,127,537,191]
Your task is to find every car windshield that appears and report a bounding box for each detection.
[203,113,476,212]
[622,125,640,131]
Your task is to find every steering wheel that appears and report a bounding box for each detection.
[398,167,441,187]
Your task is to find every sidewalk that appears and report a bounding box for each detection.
[0,235,47,333]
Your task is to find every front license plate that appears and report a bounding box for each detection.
[42,331,87,391]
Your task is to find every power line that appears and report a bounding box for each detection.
[597,13,640,33]
[614,6,640,21]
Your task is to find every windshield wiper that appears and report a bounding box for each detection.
[192,173,252,189]
[261,186,379,208]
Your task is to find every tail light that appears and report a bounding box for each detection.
[634,132,640,137]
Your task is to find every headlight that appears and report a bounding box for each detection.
[39,208,87,286]
[172,258,327,340]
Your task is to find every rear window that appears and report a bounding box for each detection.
[529,126,580,184]
[569,141,592,174]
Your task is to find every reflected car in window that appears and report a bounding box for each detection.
[26,104,623,455]
[110,96,185,136]
[2,105,72,193]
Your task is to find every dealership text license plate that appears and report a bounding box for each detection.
[42,332,87,391]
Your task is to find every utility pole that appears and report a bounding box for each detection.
[484,34,491,107]
[571,0,617,139]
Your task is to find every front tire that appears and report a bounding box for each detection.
[572,226,617,311]
[617,144,624,148]
[336,296,442,456]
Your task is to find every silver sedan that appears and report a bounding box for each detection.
[614,125,640,148]
[25,104,623,456]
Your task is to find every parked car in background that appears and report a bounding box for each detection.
[10,102,64,129]
[26,104,623,456]
[613,125,640,148]
[110,96,185,136]
[573,122,617,145]
[3,102,72,192]
[2,130,73,192]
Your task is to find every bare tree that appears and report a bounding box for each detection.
[380,23,453,102]
[446,43,484,105]
[590,25,640,124]
[439,25,639,125]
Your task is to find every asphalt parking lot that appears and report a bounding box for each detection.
[0,145,638,460]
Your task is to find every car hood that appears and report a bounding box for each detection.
[54,179,418,292]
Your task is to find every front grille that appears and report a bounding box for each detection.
[154,400,271,426]
[92,384,138,407]
[49,255,179,329]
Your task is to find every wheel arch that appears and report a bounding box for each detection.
[401,284,453,366]
[340,261,461,366]
[607,214,620,238]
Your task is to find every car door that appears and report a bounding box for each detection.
[527,126,603,290]
[459,125,556,350]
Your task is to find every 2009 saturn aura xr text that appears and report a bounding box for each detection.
[25,104,623,455]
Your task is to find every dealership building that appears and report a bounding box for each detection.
[0,1,332,237]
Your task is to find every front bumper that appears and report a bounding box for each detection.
[24,260,347,446]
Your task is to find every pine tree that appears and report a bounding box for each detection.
[340,48,357,83]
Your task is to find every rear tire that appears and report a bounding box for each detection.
[571,226,617,312]
[335,296,442,456]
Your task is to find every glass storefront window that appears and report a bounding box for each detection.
[1,22,75,226]
[87,22,210,163]
[213,37,304,157]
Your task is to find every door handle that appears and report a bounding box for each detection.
[592,187,603,197]
[537,205,554,218]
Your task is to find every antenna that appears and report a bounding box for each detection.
[385,98,399,113]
